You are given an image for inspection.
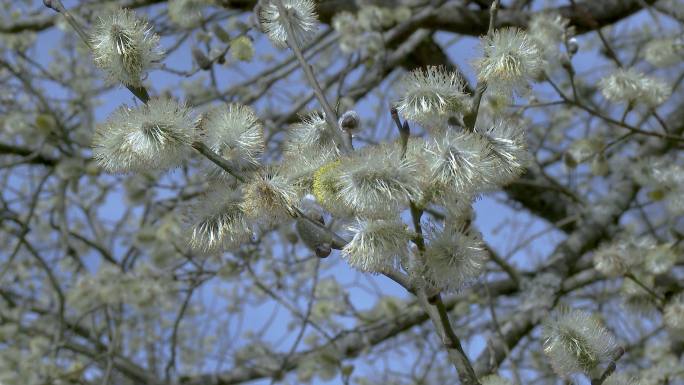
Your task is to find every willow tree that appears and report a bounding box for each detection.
[1,0,683,384]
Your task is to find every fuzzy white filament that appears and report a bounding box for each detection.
[202,103,264,173]
[259,0,318,48]
[190,188,252,253]
[89,8,164,86]
[241,170,297,225]
[426,131,493,195]
[336,144,422,217]
[542,308,618,377]
[395,66,470,125]
[599,68,671,107]
[420,226,488,292]
[284,111,341,156]
[593,242,636,277]
[93,98,195,172]
[528,13,571,56]
[476,120,529,187]
[342,218,410,273]
[644,37,684,67]
[663,294,684,332]
[475,28,543,97]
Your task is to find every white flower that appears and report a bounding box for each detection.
[336,144,422,217]
[332,11,362,53]
[475,120,529,187]
[599,68,671,107]
[168,0,208,28]
[475,28,543,97]
[395,66,470,125]
[342,218,411,272]
[189,187,252,253]
[663,294,684,332]
[528,13,570,56]
[259,0,318,48]
[542,308,618,377]
[202,103,264,173]
[93,98,196,172]
[89,8,164,86]
[426,130,493,195]
[644,37,684,67]
[241,169,297,225]
[420,226,488,292]
[644,243,676,275]
[593,241,637,277]
[284,111,341,156]
[282,111,343,185]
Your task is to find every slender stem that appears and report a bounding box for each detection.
[272,0,352,153]
[591,347,625,385]
[464,0,500,131]
[190,141,245,182]
[625,273,665,308]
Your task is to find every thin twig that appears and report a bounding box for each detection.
[463,0,500,131]
[272,0,352,153]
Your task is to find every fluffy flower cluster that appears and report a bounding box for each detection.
[419,226,488,292]
[93,98,196,172]
[395,66,470,126]
[593,236,677,277]
[241,169,298,225]
[528,13,571,57]
[332,6,410,53]
[67,264,174,311]
[89,8,164,86]
[335,144,422,217]
[168,0,208,28]
[644,37,684,67]
[283,111,343,186]
[342,218,411,272]
[599,68,671,107]
[426,130,493,195]
[259,0,318,48]
[284,111,341,157]
[663,294,684,332]
[475,120,529,186]
[475,28,543,97]
[202,103,264,173]
[542,308,618,377]
[189,187,252,253]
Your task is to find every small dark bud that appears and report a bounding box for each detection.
[338,110,360,133]
[212,24,232,43]
[295,217,333,256]
[315,243,332,258]
[192,47,212,70]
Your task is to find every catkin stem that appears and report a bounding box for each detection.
[272,0,353,154]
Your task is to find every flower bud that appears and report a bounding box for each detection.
[296,216,333,257]
[338,110,360,133]
[192,47,212,70]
